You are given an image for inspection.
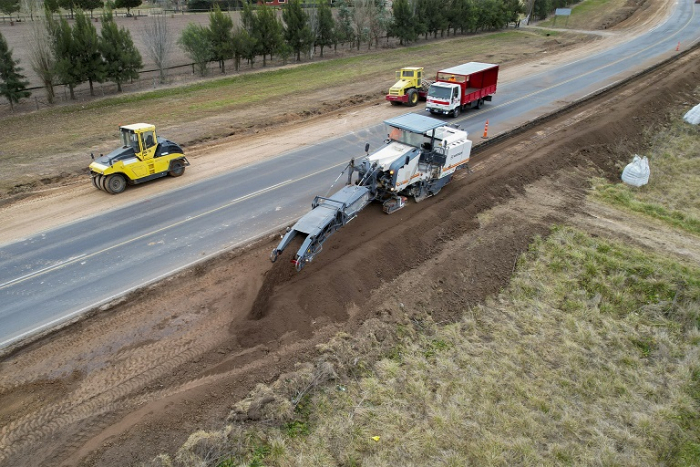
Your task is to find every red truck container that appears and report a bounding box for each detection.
[425,62,499,118]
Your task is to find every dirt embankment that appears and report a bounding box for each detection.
[0,37,698,467]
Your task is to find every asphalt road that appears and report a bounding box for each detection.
[1,1,699,349]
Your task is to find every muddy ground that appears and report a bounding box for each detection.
[0,40,698,467]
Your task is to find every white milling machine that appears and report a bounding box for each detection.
[271,113,473,271]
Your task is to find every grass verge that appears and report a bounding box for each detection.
[151,225,700,467]
[593,113,700,236]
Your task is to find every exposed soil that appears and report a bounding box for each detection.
[1,1,697,466]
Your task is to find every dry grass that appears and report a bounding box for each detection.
[593,108,700,236]
[152,224,700,467]
[536,0,631,30]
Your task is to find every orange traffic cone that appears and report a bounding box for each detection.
[482,120,489,139]
[676,41,680,51]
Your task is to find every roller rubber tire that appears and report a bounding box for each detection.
[91,174,100,189]
[105,174,127,194]
[99,174,109,192]
[169,160,185,177]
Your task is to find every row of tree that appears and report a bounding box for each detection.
[1,0,550,109]
[43,8,143,100]
[179,0,337,75]
[0,0,143,21]
[178,0,526,77]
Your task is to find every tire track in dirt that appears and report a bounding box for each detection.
[0,306,234,464]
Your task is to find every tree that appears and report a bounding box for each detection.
[47,12,82,99]
[0,30,30,111]
[0,0,20,19]
[57,0,76,18]
[76,0,103,17]
[315,0,334,57]
[282,0,313,62]
[73,9,104,96]
[366,0,391,49]
[178,23,212,76]
[142,13,173,84]
[28,18,56,104]
[114,0,141,16]
[240,0,258,67]
[208,5,233,73]
[43,0,59,13]
[100,10,142,92]
[451,0,477,34]
[503,0,524,25]
[335,0,355,50]
[20,0,41,21]
[533,0,551,20]
[231,25,255,71]
[256,3,283,66]
[389,0,417,45]
[351,0,368,50]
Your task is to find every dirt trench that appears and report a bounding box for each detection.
[0,46,698,467]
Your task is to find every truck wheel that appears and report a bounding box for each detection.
[105,174,126,194]
[169,160,186,177]
[453,106,460,118]
[475,98,484,109]
[407,89,418,107]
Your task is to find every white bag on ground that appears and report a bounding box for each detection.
[621,155,650,187]
[683,103,700,125]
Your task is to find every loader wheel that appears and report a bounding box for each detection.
[407,89,418,107]
[168,160,186,177]
[105,174,126,194]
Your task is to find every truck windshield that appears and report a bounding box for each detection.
[385,124,423,147]
[428,85,452,100]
